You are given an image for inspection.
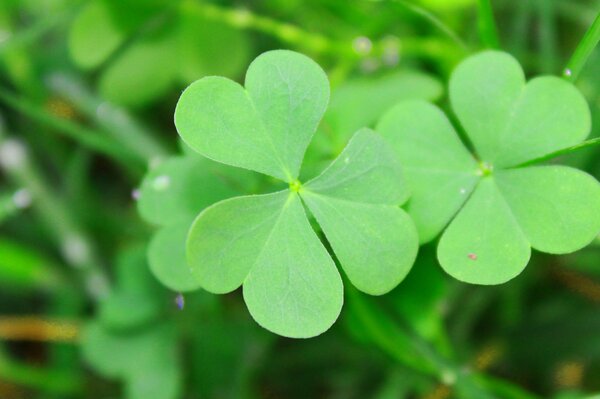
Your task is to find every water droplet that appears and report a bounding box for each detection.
[0,30,11,44]
[131,188,141,201]
[12,188,32,209]
[152,175,170,191]
[352,36,373,55]
[459,188,466,194]
[175,293,185,310]
[564,68,572,77]
[149,157,164,169]
[468,253,478,261]
[440,369,457,385]
[62,235,91,266]
[381,35,401,66]
[344,157,350,164]
[0,139,27,170]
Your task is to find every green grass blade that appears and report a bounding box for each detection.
[477,0,500,49]
[564,11,600,81]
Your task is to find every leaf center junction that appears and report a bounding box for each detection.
[289,179,302,192]
[477,161,494,177]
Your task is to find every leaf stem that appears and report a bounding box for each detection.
[477,0,501,49]
[516,137,600,167]
[182,0,459,62]
[564,11,600,81]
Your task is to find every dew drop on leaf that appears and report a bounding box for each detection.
[152,175,170,191]
[12,188,32,209]
[564,68,572,77]
[352,36,373,55]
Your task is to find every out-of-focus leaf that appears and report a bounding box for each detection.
[98,246,163,329]
[82,322,181,399]
[137,156,239,226]
[148,220,202,292]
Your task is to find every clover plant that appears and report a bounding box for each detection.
[174,50,419,338]
[377,50,600,285]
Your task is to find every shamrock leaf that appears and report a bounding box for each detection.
[175,50,418,337]
[68,0,250,106]
[377,50,600,285]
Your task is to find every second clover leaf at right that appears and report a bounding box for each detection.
[377,50,600,285]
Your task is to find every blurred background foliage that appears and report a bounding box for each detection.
[1,0,600,398]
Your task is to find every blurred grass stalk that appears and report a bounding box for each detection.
[477,0,500,48]
[0,135,109,300]
[184,0,462,63]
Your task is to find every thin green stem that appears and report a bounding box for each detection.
[387,0,469,51]
[477,0,500,49]
[516,137,600,167]
[564,11,600,81]
[182,0,459,62]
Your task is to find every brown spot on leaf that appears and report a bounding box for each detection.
[468,253,478,260]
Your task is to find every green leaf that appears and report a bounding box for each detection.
[437,178,531,284]
[175,50,329,181]
[491,76,591,167]
[243,193,343,338]
[148,220,201,292]
[187,191,290,294]
[99,246,163,329]
[137,156,238,226]
[82,322,181,399]
[377,100,480,243]
[302,129,418,294]
[449,51,525,162]
[450,51,591,166]
[495,166,600,253]
[68,0,125,69]
[322,70,442,152]
[176,11,250,83]
[99,29,178,106]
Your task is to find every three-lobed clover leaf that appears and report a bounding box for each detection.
[377,50,600,285]
[175,50,419,338]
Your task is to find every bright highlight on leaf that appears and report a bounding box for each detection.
[378,50,600,285]
[176,50,418,337]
